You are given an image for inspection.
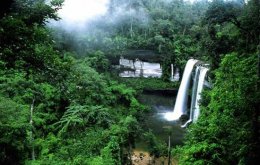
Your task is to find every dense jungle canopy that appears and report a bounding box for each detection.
[0,0,259,164]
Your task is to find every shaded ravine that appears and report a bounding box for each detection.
[138,92,185,146]
[132,91,185,164]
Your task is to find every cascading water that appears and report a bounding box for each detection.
[165,59,199,121]
[170,65,180,82]
[192,67,208,122]
[170,64,174,81]
[181,66,200,127]
[181,66,209,127]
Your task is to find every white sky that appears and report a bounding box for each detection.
[58,0,110,26]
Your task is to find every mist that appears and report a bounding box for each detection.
[50,0,110,32]
[50,0,210,33]
[49,0,154,55]
[49,0,209,56]
[50,0,157,33]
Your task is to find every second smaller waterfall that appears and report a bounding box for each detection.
[192,67,208,122]
[181,66,209,127]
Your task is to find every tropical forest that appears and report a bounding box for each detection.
[0,0,259,165]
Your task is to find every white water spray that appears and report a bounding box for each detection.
[165,59,199,121]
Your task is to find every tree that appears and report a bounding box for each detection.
[0,97,29,165]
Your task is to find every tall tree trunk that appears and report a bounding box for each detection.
[130,16,133,38]
[129,0,133,38]
[30,99,35,160]
[182,25,187,36]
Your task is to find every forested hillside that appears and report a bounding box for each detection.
[0,0,259,165]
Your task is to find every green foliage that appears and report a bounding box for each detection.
[55,105,113,135]
[1,0,259,164]
[86,140,119,165]
[118,77,179,91]
[85,51,110,72]
[65,62,111,105]
[0,96,30,164]
[144,131,168,158]
[205,0,242,25]
[202,0,260,69]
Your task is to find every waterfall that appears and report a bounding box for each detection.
[170,65,180,82]
[164,58,210,126]
[183,66,200,126]
[192,67,208,122]
[181,66,209,127]
[165,59,199,121]
[174,68,180,81]
[170,64,174,81]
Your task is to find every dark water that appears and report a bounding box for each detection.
[137,92,186,150]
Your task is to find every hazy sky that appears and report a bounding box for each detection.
[53,0,198,31]
[56,0,110,28]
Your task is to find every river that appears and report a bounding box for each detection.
[131,91,185,164]
[137,91,185,148]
